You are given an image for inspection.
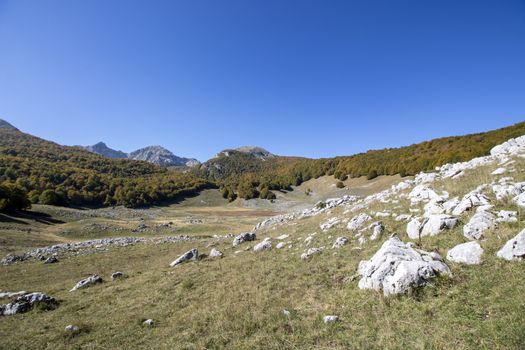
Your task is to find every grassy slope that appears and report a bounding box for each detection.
[1,150,525,349]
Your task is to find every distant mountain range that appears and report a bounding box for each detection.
[83,142,201,168]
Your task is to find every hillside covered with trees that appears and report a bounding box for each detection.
[194,121,525,200]
[0,128,213,209]
[1,120,524,210]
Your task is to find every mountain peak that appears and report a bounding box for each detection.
[128,145,200,167]
[0,119,19,131]
[85,142,127,158]
[216,146,276,159]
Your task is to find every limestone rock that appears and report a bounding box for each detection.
[301,247,322,260]
[70,275,103,292]
[446,242,483,265]
[169,249,198,267]
[233,232,256,246]
[253,239,272,252]
[209,248,223,258]
[496,229,525,261]
[0,292,57,316]
[357,237,451,296]
[332,237,349,249]
[347,213,372,231]
[463,211,496,240]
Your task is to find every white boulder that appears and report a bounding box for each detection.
[357,237,451,296]
[463,211,496,240]
[169,249,198,267]
[446,242,483,265]
[347,213,372,231]
[496,229,525,261]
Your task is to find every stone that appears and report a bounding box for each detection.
[491,167,506,175]
[369,222,384,241]
[463,211,496,240]
[395,214,412,222]
[283,309,291,317]
[143,319,155,326]
[0,292,57,316]
[276,234,289,240]
[332,237,349,249]
[320,217,341,231]
[496,229,525,261]
[497,210,518,223]
[276,242,286,249]
[44,256,58,264]
[253,239,272,252]
[111,271,125,280]
[70,275,103,292]
[209,248,223,258]
[169,249,198,267]
[452,191,491,216]
[233,232,256,246]
[420,215,458,236]
[357,237,451,296]
[65,325,79,332]
[301,247,322,260]
[347,213,372,231]
[409,185,443,204]
[407,215,457,239]
[446,242,483,265]
[323,315,339,323]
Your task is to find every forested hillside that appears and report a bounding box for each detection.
[195,121,525,200]
[0,128,213,209]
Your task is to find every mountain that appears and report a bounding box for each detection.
[194,121,525,201]
[216,146,276,160]
[128,145,200,167]
[0,127,212,208]
[0,118,19,131]
[85,142,127,158]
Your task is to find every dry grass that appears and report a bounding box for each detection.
[1,163,525,349]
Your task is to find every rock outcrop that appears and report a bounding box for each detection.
[70,275,103,291]
[357,237,451,296]
[0,292,57,316]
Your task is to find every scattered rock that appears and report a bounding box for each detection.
[0,292,57,316]
[463,211,496,240]
[357,237,451,296]
[253,239,272,252]
[496,229,525,261]
[446,242,483,265]
[143,319,155,326]
[209,248,223,258]
[407,215,457,239]
[276,234,290,240]
[301,247,322,260]
[111,271,125,280]
[232,232,256,246]
[276,242,286,249]
[44,256,58,264]
[347,213,372,231]
[320,217,341,231]
[65,325,79,332]
[497,210,518,223]
[70,275,103,292]
[369,222,385,241]
[491,167,506,175]
[323,315,339,323]
[169,249,198,267]
[283,309,291,317]
[332,237,349,249]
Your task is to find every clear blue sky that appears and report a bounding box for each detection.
[0,0,524,161]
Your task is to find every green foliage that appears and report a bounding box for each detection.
[0,182,31,212]
[366,170,378,180]
[194,121,525,200]
[336,181,345,188]
[0,129,213,208]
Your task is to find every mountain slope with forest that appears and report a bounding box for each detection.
[0,126,212,208]
[194,121,525,200]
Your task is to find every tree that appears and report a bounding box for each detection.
[39,189,63,206]
[0,182,31,212]
[366,170,378,180]
[336,181,345,188]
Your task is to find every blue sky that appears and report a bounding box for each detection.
[0,0,524,161]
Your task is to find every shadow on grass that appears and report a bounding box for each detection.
[0,210,65,225]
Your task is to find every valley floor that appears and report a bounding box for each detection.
[1,169,524,349]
